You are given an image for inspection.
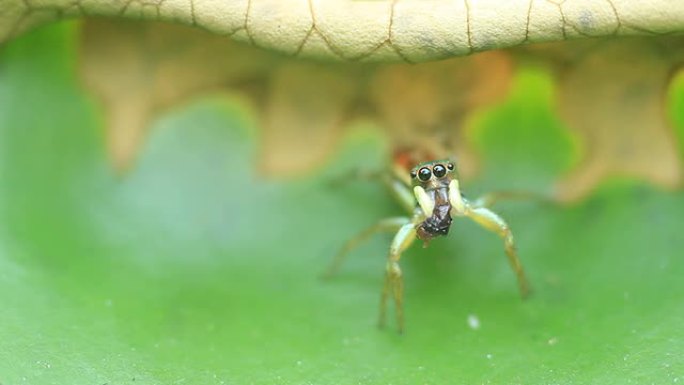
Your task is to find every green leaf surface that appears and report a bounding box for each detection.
[1,23,683,385]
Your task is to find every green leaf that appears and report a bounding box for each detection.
[1,22,683,385]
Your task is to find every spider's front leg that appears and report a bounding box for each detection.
[322,217,410,279]
[449,180,531,298]
[379,222,417,334]
[323,169,416,279]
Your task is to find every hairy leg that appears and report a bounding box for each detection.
[379,222,417,333]
[322,217,410,278]
[465,206,531,298]
[448,179,530,298]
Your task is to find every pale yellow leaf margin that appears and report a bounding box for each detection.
[2,0,683,62]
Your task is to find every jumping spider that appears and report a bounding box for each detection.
[324,159,530,333]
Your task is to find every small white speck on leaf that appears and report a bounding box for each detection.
[548,337,558,346]
[467,314,480,330]
[486,354,493,359]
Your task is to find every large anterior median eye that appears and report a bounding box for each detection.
[418,167,432,181]
[433,164,447,178]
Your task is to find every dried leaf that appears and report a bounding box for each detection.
[80,19,275,173]
[79,20,512,178]
[369,51,513,178]
[549,38,682,200]
[258,62,358,176]
[3,0,684,63]
[79,20,684,201]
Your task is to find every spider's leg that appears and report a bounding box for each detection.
[386,177,416,214]
[465,206,531,298]
[329,162,415,214]
[379,222,417,334]
[324,166,418,279]
[322,217,410,278]
[448,179,530,298]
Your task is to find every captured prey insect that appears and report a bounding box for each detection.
[323,159,531,333]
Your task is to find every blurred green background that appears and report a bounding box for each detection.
[0,22,683,384]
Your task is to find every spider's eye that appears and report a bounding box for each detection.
[418,167,432,182]
[410,170,417,179]
[447,163,454,171]
[433,164,447,178]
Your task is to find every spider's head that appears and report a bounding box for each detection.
[410,159,456,190]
